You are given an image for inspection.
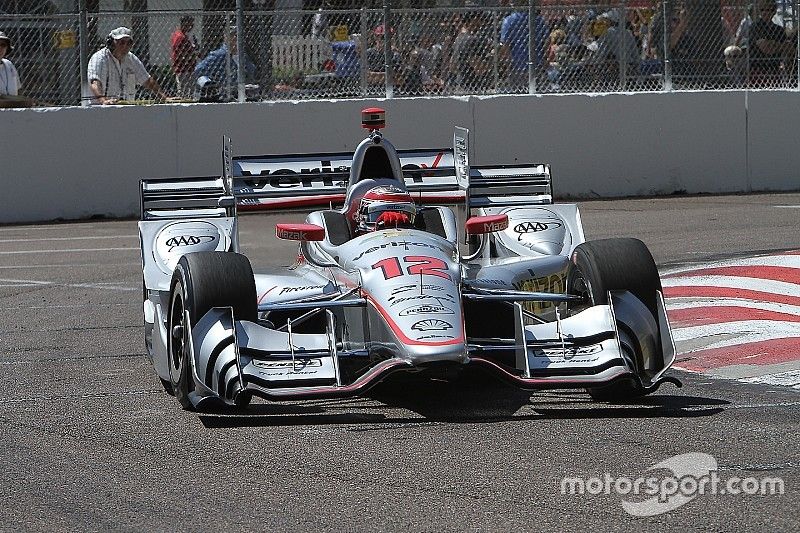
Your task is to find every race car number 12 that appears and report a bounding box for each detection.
[372,256,451,281]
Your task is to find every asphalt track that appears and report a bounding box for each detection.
[1,193,798,532]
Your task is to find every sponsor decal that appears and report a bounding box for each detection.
[389,293,455,307]
[483,221,507,232]
[279,285,325,295]
[536,345,603,357]
[154,221,224,274]
[352,240,447,261]
[235,152,449,187]
[253,359,323,369]
[514,221,563,239]
[411,319,453,331]
[399,304,455,316]
[164,234,216,251]
[417,334,456,340]
[513,270,568,314]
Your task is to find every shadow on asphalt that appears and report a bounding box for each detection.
[198,372,729,428]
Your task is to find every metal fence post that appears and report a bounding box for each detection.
[78,0,88,107]
[796,0,800,90]
[236,0,246,103]
[384,1,393,99]
[492,8,499,94]
[619,0,627,91]
[528,0,536,94]
[662,0,672,91]
[360,6,368,96]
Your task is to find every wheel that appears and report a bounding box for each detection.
[167,252,257,410]
[566,238,662,402]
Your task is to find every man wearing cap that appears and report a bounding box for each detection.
[87,26,166,105]
[0,31,20,96]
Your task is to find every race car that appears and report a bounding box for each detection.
[138,107,679,411]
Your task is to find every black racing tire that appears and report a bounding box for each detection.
[167,252,257,410]
[566,238,661,403]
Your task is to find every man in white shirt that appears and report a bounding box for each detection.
[87,26,166,105]
[0,31,20,96]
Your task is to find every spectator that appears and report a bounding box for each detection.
[649,7,698,79]
[87,27,166,105]
[365,24,401,88]
[545,28,568,90]
[451,12,493,93]
[724,45,747,87]
[749,0,794,85]
[590,10,639,70]
[194,27,256,94]
[401,47,443,95]
[0,31,20,96]
[171,16,198,98]
[499,1,548,91]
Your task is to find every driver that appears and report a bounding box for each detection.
[355,185,417,234]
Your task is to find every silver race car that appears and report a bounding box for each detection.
[139,107,679,410]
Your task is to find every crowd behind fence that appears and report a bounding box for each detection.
[0,1,798,107]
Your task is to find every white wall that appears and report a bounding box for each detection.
[0,91,796,224]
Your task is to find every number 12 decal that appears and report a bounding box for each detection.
[372,256,451,281]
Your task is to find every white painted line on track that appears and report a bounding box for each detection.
[661,274,798,296]
[0,263,132,269]
[661,254,800,276]
[0,278,137,291]
[774,205,800,208]
[0,247,137,255]
[666,298,800,316]
[0,235,137,243]
[671,320,800,349]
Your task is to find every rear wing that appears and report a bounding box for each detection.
[453,127,553,209]
[233,149,462,210]
[140,127,553,220]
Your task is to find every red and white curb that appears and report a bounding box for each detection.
[661,251,800,389]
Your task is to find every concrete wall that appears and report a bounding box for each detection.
[1,91,797,224]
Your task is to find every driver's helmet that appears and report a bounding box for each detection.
[356,185,417,234]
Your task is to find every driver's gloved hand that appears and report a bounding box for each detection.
[375,211,410,229]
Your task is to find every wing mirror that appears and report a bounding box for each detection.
[275,223,325,241]
[465,214,509,235]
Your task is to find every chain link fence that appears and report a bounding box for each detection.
[1,1,798,107]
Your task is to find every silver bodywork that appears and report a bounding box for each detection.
[139,125,677,408]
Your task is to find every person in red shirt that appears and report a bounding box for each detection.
[171,16,198,98]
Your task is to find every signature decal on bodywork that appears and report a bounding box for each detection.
[417,334,456,340]
[389,293,455,307]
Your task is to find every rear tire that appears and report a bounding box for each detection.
[566,238,661,402]
[167,252,257,410]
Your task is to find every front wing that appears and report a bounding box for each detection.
[181,290,676,408]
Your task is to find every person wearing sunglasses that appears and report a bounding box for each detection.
[87,26,166,105]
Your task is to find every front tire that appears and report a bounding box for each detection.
[167,252,257,410]
[566,238,662,402]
